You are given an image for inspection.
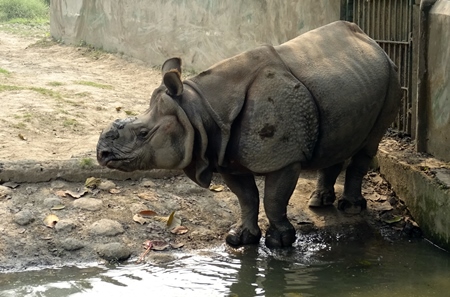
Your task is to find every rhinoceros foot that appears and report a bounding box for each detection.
[308,189,336,208]
[337,196,367,214]
[264,223,296,249]
[226,226,262,246]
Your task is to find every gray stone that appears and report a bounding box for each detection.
[96,242,131,261]
[43,197,63,208]
[140,179,156,188]
[89,219,124,236]
[60,238,84,251]
[98,180,116,191]
[73,198,103,211]
[0,185,12,199]
[13,210,35,226]
[55,219,76,232]
[50,180,67,189]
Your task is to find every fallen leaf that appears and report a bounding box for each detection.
[166,211,182,229]
[109,188,121,194]
[374,201,393,212]
[65,189,88,199]
[382,215,403,224]
[137,192,158,201]
[18,133,27,141]
[43,214,59,228]
[171,225,188,235]
[54,190,67,197]
[51,204,66,210]
[170,242,185,249]
[133,214,150,225]
[209,184,225,192]
[85,177,101,188]
[115,106,122,112]
[138,210,158,217]
[3,182,19,189]
[151,240,169,251]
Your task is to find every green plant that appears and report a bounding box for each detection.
[0,0,49,22]
[75,80,114,90]
[79,158,94,169]
[0,67,10,75]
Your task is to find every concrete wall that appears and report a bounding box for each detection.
[425,1,450,162]
[50,0,340,71]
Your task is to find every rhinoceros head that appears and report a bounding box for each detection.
[96,58,194,172]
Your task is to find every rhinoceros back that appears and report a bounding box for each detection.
[275,20,396,167]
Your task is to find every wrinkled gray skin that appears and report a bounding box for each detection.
[97,21,402,249]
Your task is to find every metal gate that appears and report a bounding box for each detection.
[341,0,414,135]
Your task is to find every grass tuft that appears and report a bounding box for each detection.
[0,0,48,22]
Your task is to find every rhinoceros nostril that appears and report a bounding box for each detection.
[97,149,114,166]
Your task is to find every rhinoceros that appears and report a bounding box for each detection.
[97,21,402,248]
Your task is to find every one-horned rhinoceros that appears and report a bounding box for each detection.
[97,21,402,248]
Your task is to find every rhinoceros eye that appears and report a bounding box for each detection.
[137,129,149,139]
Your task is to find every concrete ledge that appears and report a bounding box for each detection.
[0,159,180,183]
[378,148,450,250]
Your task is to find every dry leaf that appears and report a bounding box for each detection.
[18,133,27,141]
[137,192,158,201]
[133,214,150,225]
[85,177,101,188]
[109,188,121,194]
[43,214,59,228]
[382,215,403,224]
[3,182,19,189]
[51,204,66,210]
[138,210,158,217]
[54,190,67,197]
[170,242,185,249]
[151,240,169,251]
[115,106,122,112]
[65,189,88,199]
[171,225,188,235]
[209,184,225,192]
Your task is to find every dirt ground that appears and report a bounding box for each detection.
[0,26,420,272]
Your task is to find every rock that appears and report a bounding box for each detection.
[43,197,63,208]
[89,219,124,236]
[60,238,84,251]
[96,242,131,261]
[13,210,35,226]
[140,179,156,188]
[0,185,12,199]
[50,180,67,189]
[98,180,116,191]
[73,198,103,211]
[55,219,76,232]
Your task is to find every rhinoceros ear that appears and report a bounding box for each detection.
[163,70,183,97]
[162,57,182,75]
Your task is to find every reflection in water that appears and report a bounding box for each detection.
[0,238,449,297]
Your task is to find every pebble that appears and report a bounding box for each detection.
[73,198,103,211]
[43,197,63,208]
[13,210,35,226]
[55,219,76,232]
[89,219,124,236]
[140,179,156,188]
[96,242,131,261]
[60,238,84,251]
[0,185,12,199]
[98,180,116,191]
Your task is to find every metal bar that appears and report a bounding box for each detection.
[375,40,410,45]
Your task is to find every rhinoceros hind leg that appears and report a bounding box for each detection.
[221,173,261,246]
[308,162,344,207]
[264,163,302,248]
[338,150,372,214]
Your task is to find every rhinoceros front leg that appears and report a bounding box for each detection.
[264,163,301,248]
[338,150,371,214]
[221,173,262,246]
[308,162,344,208]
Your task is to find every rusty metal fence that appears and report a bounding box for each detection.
[341,0,414,135]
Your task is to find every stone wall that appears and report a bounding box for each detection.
[426,1,450,162]
[50,0,340,71]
